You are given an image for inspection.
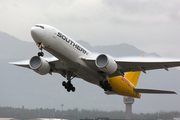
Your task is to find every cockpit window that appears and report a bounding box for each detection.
[35,25,44,29]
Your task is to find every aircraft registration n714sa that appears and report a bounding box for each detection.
[10,24,180,98]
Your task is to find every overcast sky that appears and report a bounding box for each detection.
[1,0,180,58]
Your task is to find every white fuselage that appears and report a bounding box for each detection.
[31,24,104,85]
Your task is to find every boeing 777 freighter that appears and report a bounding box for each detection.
[10,24,180,98]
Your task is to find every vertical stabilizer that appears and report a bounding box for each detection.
[124,71,141,87]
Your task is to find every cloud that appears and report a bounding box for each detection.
[0,0,180,58]
[102,0,177,24]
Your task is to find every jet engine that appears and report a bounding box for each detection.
[29,56,50,75]
[95,54,117,74]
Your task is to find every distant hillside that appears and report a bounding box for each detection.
[77,40,159,57]
[0,31,158,60]
[0,31,180,113]
[0,32,53,60]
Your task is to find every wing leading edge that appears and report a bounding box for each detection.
[9,57,59,69]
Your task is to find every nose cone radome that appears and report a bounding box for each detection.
[31,27,44,43]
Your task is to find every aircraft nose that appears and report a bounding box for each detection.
[31,26,44,42]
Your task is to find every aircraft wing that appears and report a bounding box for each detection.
[9,59,31,69]
[9,57,59,69]
[9,56,69,77]
[83,56,180,74]
[115,57,180,73]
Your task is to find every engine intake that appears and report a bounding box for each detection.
[29,56,50,75]
[95,54,117,74]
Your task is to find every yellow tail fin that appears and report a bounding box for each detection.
[124,71,141,87]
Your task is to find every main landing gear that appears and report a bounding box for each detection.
[99,73,112,92]
[99,80,112,91]
[62,81,75,92]
[62,71,76,92]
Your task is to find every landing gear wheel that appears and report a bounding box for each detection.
[99,81,103,86]
[99,80,113,92]
[104,81,109,86]
[104,87,108,91]
[67,88,71,92]
[62,81,76,92]
[72,87,75,92]
[107,86,112,91]
[62,81,66,86]
[38,52,44,57]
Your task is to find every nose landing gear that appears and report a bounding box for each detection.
[36,43,44,57]
[38,51,44,57]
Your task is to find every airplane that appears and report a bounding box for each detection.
[10,24,180,98]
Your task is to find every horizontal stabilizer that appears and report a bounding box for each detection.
[134,88,177,94]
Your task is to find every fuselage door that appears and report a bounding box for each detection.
[52,29,57,38]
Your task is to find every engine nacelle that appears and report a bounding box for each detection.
[29,56,50,75]
[95,54,117,74]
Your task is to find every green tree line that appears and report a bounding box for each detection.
[0,106,179,120]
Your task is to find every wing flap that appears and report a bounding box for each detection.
[134,88,177,94]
